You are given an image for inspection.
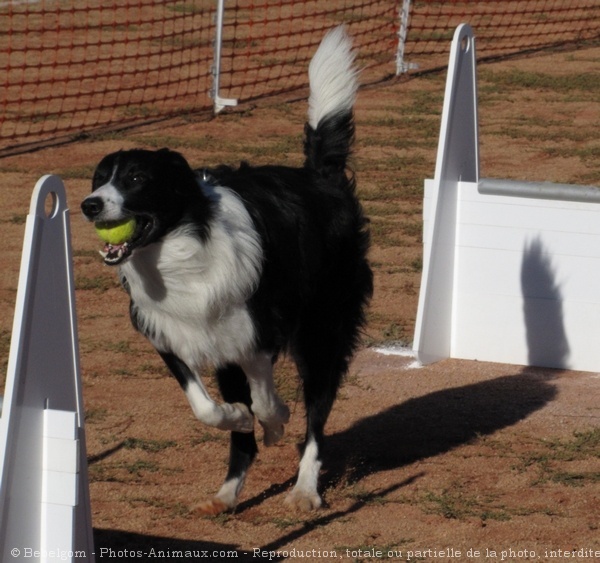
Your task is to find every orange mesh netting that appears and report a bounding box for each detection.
[1,0,214,149]
[403,0,600,70]
[1,0,599,153]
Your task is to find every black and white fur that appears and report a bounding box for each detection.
[81,26,372,513]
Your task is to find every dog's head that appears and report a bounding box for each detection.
[81,148,205,266]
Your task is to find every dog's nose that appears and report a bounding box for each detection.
[81,197,104,219]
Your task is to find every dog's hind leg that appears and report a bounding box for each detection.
[159,352,254,433]
[283,288,370,512]
[285,285,367,512]
[241,352,290,446]
[193,363,258,515]
[286,374,341,510]
[284,343,347,511]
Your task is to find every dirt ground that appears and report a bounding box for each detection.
[1,41,599,562]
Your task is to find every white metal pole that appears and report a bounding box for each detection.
[212,0,238,113]
[396,0,418,74]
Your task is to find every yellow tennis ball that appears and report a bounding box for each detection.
[95,218,137,245]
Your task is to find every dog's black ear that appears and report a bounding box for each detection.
[156,148,199,197]
[156,147,191,169]
[169,151,192,170]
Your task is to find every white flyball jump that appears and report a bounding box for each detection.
[414,24,600,373]
[0,176,95,562]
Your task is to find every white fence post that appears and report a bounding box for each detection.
[396,0,419,74]
[211,0,238,114]
[0,176,95,562]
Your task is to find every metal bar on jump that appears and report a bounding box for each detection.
[479,177,600,204]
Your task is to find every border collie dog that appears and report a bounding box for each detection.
[81,26,372,513]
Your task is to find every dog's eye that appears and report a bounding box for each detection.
[128,172,147,186]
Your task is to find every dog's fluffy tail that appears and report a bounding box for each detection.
[304,26,358,176]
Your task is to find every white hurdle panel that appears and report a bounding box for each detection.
[413,24,600,373]
[0,176,95,562]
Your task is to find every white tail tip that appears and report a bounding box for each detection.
[308,26,358,130]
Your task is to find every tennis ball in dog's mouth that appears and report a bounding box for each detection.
[94,218,137,245]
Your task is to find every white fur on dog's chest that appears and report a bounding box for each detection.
[120,185,263,369]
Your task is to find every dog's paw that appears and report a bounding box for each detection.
[256,402,290,446]
[191,497,232,516]
[284,489,322,512]
[260,420,285,446]
[217,402,254,433]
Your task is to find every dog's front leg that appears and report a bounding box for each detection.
[241,352,290,445]
[159,352,254,433]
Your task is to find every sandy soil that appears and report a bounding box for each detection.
[0,41,599,563]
